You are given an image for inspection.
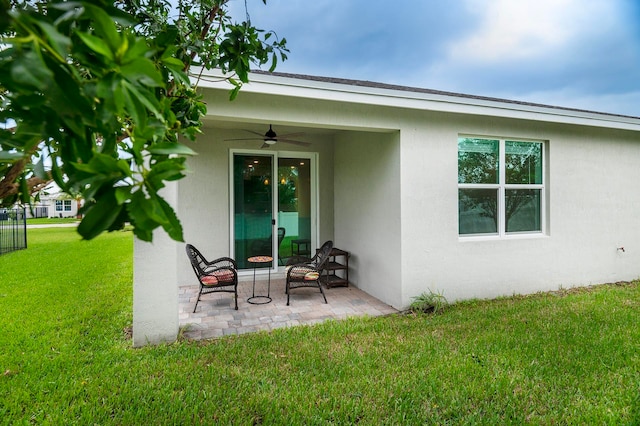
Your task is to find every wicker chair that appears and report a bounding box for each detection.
[285,240,333,306]
[185,244,238,312]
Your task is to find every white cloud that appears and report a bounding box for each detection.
[448,0,621,62]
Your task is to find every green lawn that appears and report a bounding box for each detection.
[1,227,639,424]
[26,217,80,225]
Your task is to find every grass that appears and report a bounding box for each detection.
[26,217,80,225]
[1,227,639,424]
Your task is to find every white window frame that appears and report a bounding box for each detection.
[458,136,546,240]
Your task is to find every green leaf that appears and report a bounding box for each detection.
[145,158,186,191]
[82,154,132,178]
[122,37,152,64]
[77,190,123,240]
[82,4,122,54]
[126,191,159,241]
[122,79,162,120]
[229,84,241,101]
[76,32,114,61]
[19,176,30,204]
[269,52,277,72]
[154,193,184,242]
[120,57,164,88]
[121,81,146,127]
[35,20,71,60]
[11,50,53,91]
[96,73,125,114]
[114,186,132,205]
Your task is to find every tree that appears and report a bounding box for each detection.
[0,0,288,241]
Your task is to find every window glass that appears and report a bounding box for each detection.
[64,200,72,211]
[55,200,63,211]
[505,189,541,232]
[505,141,543,184]
[458,188,498,235]
[458,137,545,237]
[458,138,499,184]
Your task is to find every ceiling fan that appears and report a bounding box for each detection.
[225,124,310,149]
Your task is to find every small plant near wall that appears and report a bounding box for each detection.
[409,289,448,314]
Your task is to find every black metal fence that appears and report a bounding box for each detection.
[0,207,27,255]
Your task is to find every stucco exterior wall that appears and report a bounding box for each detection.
[334,130,402,308]
[133,182,179,347]
[399,111,640,305]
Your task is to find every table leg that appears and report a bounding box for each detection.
[247,263,272,305]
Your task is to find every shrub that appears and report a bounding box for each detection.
[409,289,448,314]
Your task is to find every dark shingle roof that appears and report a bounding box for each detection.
[251,70,640,121]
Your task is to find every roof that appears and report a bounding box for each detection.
[251,70,640,121]
[195,68,640,132]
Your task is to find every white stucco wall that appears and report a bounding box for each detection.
[399,112,640,305]
[334,130,402,308]
[132,182,179,347]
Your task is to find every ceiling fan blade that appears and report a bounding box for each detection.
[224,137,264,141]
[278,138,311,146]
[278,132,305,139]
[260,143,270,149]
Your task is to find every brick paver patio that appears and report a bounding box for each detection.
[179,277,398,340]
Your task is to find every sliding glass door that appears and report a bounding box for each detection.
[277,157,312,262]
[232,154,274,269]
[232,152,315,270]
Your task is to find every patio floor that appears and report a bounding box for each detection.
[179,277,398,340]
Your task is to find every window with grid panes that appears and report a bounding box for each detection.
[458,137,544,236]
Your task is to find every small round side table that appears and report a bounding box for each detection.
[247,256,273,304]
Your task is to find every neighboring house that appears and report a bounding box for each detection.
[33,190,80,219]
[17,189,80,219]
[48,195,79,218]
[132,69,640,346]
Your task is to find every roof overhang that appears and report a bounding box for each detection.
[193,68,640,133]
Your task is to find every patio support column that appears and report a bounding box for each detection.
[132,181,179,347]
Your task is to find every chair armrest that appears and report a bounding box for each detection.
[205,256,237,269]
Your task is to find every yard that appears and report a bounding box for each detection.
[1,227,639,424]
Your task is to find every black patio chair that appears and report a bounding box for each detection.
[285,240,333,306]
[185,244,238,312]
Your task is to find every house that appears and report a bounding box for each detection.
[35,186,81,219]
[132,69,640,346]
[18,185,80,219]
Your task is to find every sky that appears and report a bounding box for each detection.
[226,0,640,117]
